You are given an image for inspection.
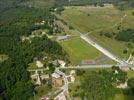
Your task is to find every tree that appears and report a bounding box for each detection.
[123,49,128,54]
[128,78,134,94]
[132,11,134,16]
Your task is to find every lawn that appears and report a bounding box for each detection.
[60,37,102,65]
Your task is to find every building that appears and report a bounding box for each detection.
[36,60,44,68]
[58,60,66,67]
[57,36,68,41]
[31,73,42,85]
[52,72,64,87]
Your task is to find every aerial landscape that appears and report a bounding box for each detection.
[0,0,134,100]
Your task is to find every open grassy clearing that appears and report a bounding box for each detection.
[61,5,121,33]
[61,5,134,33]
[60,5,134,59]
[89,33,132,59]
[60,37,102,65]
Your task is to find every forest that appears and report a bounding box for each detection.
[0,0,68,99]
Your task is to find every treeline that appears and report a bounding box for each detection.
[100,29,134,44]
[54,0,134,9]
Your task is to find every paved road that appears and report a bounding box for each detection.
[55,68,68,92]
[60,64,134,69]
[75,30,128,65]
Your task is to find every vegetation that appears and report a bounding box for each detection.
[60,37,102,65]
[69,68,134,100]
[54,0,134,10]
[60,5,134,59]
[0,0,68,99]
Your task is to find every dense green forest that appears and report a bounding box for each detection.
[0,0,68,99]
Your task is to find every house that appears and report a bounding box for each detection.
[67,70,76,83]
[31,73,41,85]
[36,60,44,68]
[52,72,64,87]
[67,76,75,83]
[57,36,68,41]
[70,70,76,76]
[117,81,128,89]
[58,60,66,67]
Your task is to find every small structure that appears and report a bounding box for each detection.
[36,61,44,68]
[58,60,66,67]
[67,70,76,83]
[81,60,95,65]
[40,74,49,80]
[70,70,76,75]
[35,20,45,26]
[40,96,49,100]
[57,36,68,41]
[67,76,75,83]
[117,81,128,89]
[31,73,42,85]
[52,72,64,87]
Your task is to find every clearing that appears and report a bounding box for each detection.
[60,37,103,65]
[59,5,134,59]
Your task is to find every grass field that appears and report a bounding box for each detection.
[59,5,134,59]
[61,5,119,33]
[61,5,134,33]
[89,33,132,59]
[60,37,102,65]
